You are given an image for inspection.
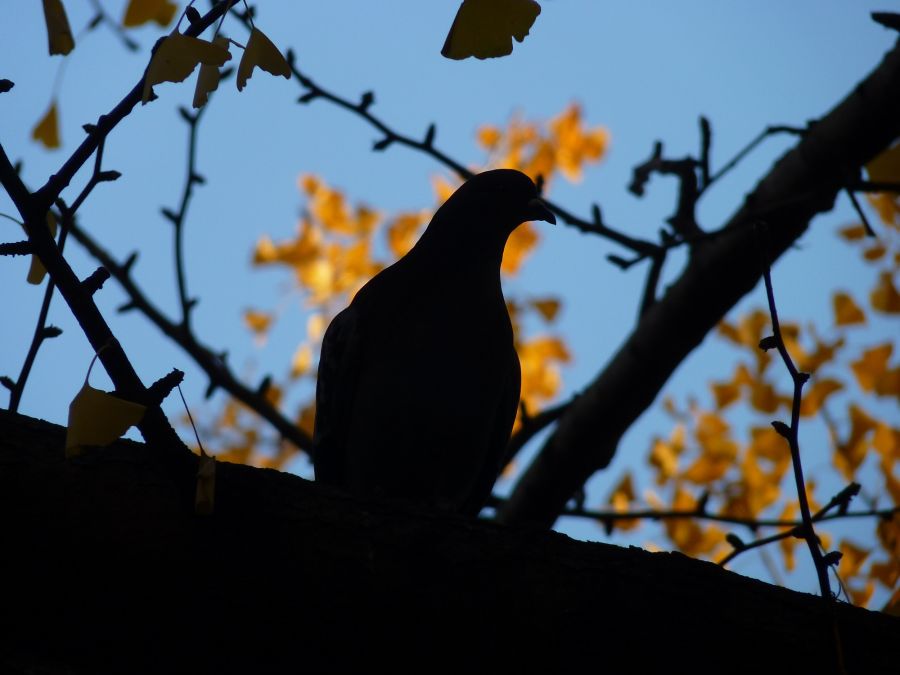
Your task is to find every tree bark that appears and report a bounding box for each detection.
[1,409,897,673]
[499,37,900,528]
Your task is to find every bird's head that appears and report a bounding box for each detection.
[451,168,556,233]
[423,169,556,256]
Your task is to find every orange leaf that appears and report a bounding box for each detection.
[530,297,561,322]
[800,378,843,417]
[501,220,539,275]
[291,343,313,378]
[122,0,177,27]
[838,223,868,241]
[31,101,61,149]
[42,0,74,55]
[851,343,893,392]
[870,272,900,314]
[386,212,426,258]
[838,540,871,579]
[243,309,273,335]
[833,291,865,326]
[441,0,541,60]
[237,28,290,92]
[711,381,741,409]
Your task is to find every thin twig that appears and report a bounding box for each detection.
[757,223,832,598]
[67,220,313,452]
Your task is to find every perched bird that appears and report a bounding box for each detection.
[313,169,555,515]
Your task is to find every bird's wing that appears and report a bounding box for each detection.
[460,348,522,516]
[312,304,362,486]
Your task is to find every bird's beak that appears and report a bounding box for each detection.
[525,197,556,225]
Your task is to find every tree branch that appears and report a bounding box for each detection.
[497,37,900,528]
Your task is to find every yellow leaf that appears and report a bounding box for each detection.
[193,36,230,108]
[799,378,843,417]
[297,402,316,437]
[477,125,502,150]
[833,291,865,326]
[387,212,426,258]
[649,437,679,484]
[442,0,541,60]
[749,381,782,414]
[237,28,290,92]
[866,194,899,228]
[66,383,146,457]
[432,175,458,204]
[871,272,900,314]
[26,212,58,285]
[607,473,639,531]
[711,381,740,409]
[870,559,900,589]
[42,0,74,55]
[195,452,215,515]
[291,343,313,378]
[838,223,868,241]
[31,101,61,149]
[838,540,870,579]
[530,297,561,322]
[851,343,893,392]
[835,404,877,479]
[866,143,900,183]
[243,309,272,335]
[142,33,231,104]
[501,220,539,275]
[864,244,887,261]
[122,0,177,27]
[307,313,326,341]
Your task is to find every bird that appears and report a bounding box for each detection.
[312,169,555,516]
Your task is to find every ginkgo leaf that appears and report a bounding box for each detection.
[833,291,865,326]
[142,33,232,104]
[193,36,230,108]
[870,272,900,314]
[442,0,541,60]
[42,0,74,55]
[530,297,561,322]
[237,28,290,92]
[26,212,58,285]
[123,0,178,27]
[866,143,900,183]
[32,101,61,149]
[291,343,313,377]
[66,383,146,457]
[243,309,272,334]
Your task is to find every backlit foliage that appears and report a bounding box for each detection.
[201,105,606,468]
[607,171,900,607]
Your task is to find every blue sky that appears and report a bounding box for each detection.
[1,2,897,600]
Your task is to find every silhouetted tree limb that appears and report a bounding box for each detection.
[498,37,900,528]
[1,408,897,674]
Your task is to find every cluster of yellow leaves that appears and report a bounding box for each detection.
[33,4,289,149]
[477,103,609,184]
[609,184,900,606]
[142,27,289,105]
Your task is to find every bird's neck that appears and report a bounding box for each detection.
[412,218,510,273]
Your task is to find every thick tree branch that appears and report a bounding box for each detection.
[498,38,900,528]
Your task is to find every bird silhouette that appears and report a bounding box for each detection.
[313,169,555,515]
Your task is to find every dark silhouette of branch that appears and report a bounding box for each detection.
[706,124,806,189]
[226,5,659,259]
[757,225,832,598]
[0,3,240,466]
[497,38,900,528]
[166,106,208,329]
[718,484,872,569]
[7,137,118,411]
[66,219,312,452]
